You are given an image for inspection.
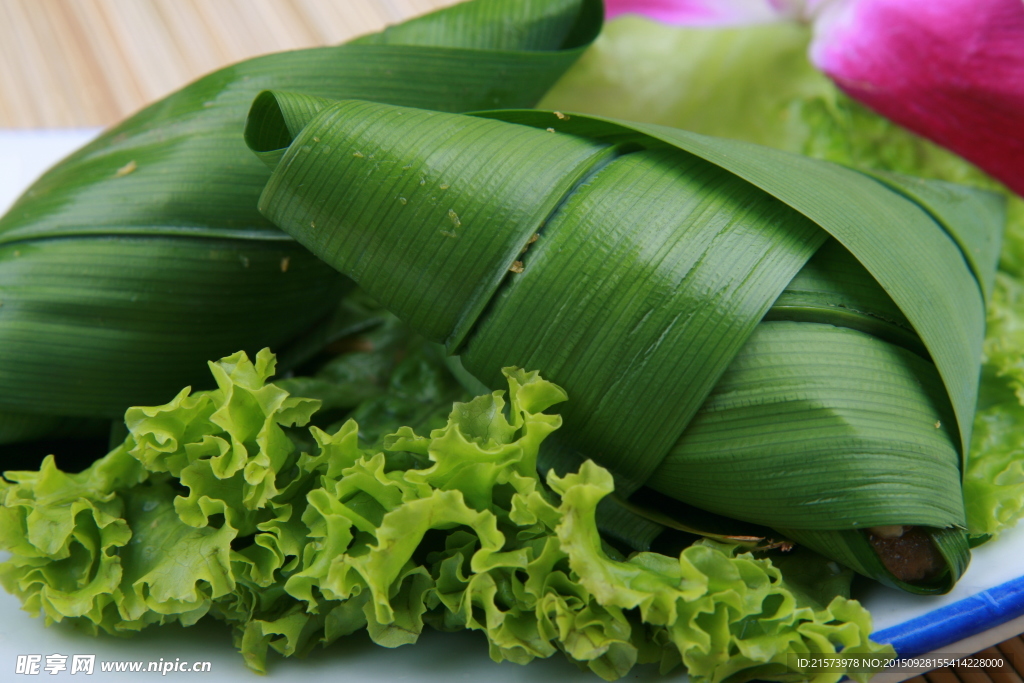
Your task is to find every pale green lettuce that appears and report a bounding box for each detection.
[0,349,890,682]
[965,272,1024,535]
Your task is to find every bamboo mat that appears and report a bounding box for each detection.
[0,1,1022,681]
[0,0,460,127]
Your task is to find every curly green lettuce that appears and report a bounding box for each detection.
[0,349,890,682]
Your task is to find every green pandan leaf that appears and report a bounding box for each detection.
[0,0,601,444]
[543,14,1024,543]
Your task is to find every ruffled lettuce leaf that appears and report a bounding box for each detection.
[0,444,142,629]
[1,349,890,682]
[543,15,1024,539]
[965,271,1024,535]
[127,348,320,525]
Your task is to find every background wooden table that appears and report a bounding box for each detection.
[0,1,1021,681]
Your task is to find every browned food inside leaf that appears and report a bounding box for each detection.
[867,526,944,582]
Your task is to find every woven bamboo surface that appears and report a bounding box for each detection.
[0,0,460,127]
[0,0,1021,681]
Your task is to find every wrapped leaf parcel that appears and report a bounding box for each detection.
[534,13,1024,542]
[245,98,1006,593]
[0,0,601,444]
[0,349,891,683]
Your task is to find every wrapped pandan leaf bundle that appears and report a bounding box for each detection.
[244,94,1005,594]
[0,0,601,445]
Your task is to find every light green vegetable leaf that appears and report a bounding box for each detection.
[1,350,890,682]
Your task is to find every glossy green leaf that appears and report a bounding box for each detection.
[252,97,616,348]
[486,110,989,459]
[248,99,1004,593]
[537,13,1024,544]
[0,0,601,443]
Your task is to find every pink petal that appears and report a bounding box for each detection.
[810,0,1024,196]
[605,0,791,26]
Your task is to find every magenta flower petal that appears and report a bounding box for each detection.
[605,0,789,25]
[810,0,1024,196]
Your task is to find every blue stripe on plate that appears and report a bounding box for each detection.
[872,575,1024,657]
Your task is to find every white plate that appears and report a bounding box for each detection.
[0,130,1022,681]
